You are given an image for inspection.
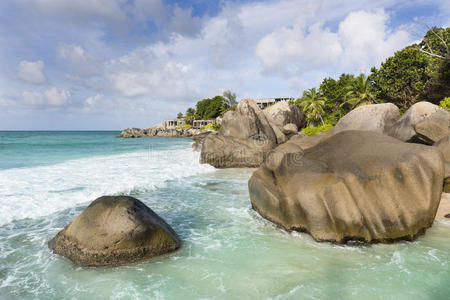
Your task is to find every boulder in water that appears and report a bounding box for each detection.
[49,196,180,266]
[249,131,444,243]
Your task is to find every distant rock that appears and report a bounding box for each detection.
[333,103,400,134]
[49,196,180,266]
[388,101,445,144]
[249,131,444,243]
[263,101,306,130]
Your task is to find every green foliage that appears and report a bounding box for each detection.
[369,46,430,108]
[341,74,379,109]
[295,88,326,126]
[302,123,334,136]
[319,74,355,112]
[440,97,450,109]
[195,96,225,119]
[369,27,450,108]
[202,122,221,131]
[177,112,183,119]
[176,124,192,130]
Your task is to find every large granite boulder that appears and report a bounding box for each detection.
[414,110,450,144]
[201,99,277,168]
[220,99,276,143]
[249,131,444,243]
[263,101,306,130]
[201,133,274,168]
[435,193,450,221]
[49,196,180,266]
[388,101,445,144]
[333,103,400,134]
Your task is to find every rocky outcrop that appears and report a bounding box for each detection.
[49,196,180,266]
[263,101,305,130]
[118,126,208,138]
[201,99,278,168]
[388,102,447,144]
[333,103,400,134]
[249,130,444,243]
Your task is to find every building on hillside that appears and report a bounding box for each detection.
[164,119,185,129]
[254,97,294,109]
[193,119,214,129]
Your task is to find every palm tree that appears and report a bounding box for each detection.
[298,88,326,125]
[341,74,377,109]
[185,107,196,125]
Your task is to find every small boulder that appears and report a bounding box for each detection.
[249,131,444,243]
[333,103,400,134]
[49,196,180,266]
[388,101,442,143]
[282,123,298,135]
[263,101,306,129]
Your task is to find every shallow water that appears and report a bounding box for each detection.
[0,132,449,299]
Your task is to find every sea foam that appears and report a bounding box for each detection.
[0,147,214,226]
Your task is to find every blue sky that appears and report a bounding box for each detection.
[0,0,448,130]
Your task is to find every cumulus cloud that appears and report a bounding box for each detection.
[338,9,410,71]
[22,87,70,107]
[256,9,411,76]
[17,60,46,84]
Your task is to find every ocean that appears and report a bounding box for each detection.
[0,131,449,299]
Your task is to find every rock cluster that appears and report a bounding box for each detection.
[200,99,305,168]
[49,196,180,267]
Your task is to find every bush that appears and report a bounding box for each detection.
[302,123,334,136]
[439,97,450,109]
[202,122,221,131]
[176,124,192,130]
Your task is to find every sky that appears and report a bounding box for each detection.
[0,0,448,130]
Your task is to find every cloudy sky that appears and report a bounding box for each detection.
[0,0,448,130]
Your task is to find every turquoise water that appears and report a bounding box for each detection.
[0,131,449,299]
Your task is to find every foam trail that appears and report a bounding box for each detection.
[0,148,214,226]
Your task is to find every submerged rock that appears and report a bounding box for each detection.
[249,131,444,243]
[49,196,180,266]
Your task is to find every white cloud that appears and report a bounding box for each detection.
[255,8,410,77]
[338,9,410,71]
[22,87,70,107]
[17,60,46,84]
